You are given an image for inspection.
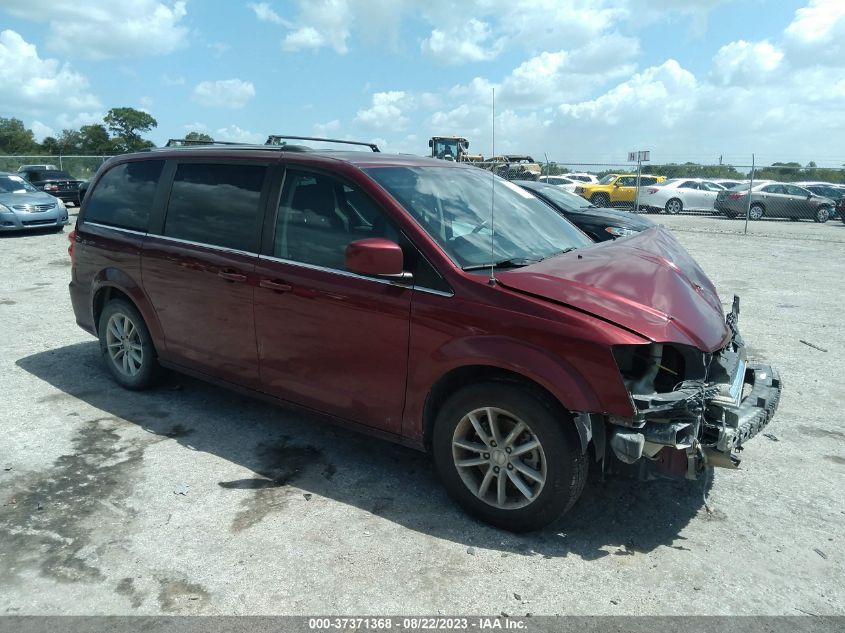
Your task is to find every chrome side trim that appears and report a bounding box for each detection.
[257,254,453,296]
[83,221,147,237]
[146,234,257,257]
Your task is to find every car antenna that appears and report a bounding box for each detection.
[488,87,497,286]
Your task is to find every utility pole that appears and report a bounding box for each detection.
[629,150,650,213]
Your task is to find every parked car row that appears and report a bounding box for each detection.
[16,165,84,207]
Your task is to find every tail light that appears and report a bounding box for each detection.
[728,192,747,200]
[647,188,658,194]
[44,183,58,191]
[68,229,76,264]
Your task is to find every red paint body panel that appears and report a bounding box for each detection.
[496,227,730,353]
[345,238,404,276]
[69,148,738,454]
[140,235,260,389]
[253,257,412,433]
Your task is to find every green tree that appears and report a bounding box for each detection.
[41,136,60,155]
[185,131,213,143]
[57,129,83,154]
[0,117,37,154]
[79,124,113,154]
[104,107,158,151]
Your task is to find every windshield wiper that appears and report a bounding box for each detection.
[540,247,578,261]
[462,257,539,271]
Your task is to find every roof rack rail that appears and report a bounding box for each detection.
[265,135,380,152]
[164,138,245,147]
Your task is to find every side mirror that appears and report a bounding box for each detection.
[346,238,409,280]
[807,194,812,199]
[614,183,620,188]
[428,140,433,148]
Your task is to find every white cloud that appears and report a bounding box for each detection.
[784,0,845,66]
[354,91,412,130]
[191,79,256,109]
[249,2,290,26]
[313,119,341,136]
[31,120,55,142]
[214,125,265,144]
[281,0,353,53]
[56,111,105,130]
[422,18,504,64]
[2,1,188,60]
[712,40,784,85]
[0,30,100,113]
[283,27,326,51]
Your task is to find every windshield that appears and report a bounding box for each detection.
[520,182,593,210]
[0,175,38,194]
[597,174,617,184]
[432,139,462,160]
[365,166,591,269]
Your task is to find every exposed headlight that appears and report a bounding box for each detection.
[605,226,638,237]
[56,198,66,209]
[0,203,11,214]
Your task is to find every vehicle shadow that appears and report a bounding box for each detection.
[16,341,713,560]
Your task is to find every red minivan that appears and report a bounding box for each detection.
[68,142,781,531]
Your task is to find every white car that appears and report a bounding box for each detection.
[561,172,598,184]
[638,178,727,214]
[537,175,579,191]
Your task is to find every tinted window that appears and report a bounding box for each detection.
[784,184,808,197]
[679,181,699,189]
[762,184,785,194]
[617,176,637,186]
[164,163,266,252]
[33,170,72,181]
[274,170,400,271]
[640,177,659,186]
[84,160,164,231]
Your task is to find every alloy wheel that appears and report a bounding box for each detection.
[665,199,682,215]
[451,407,547,510]
[105,312,144,377]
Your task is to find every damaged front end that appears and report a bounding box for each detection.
[601,296,782,479]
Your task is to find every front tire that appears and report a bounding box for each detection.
[749,203,764,221]
[815,207,831,223]
[591,193,611,208]
[665,198,683,215]
[98,299,160,390]
[432,382,587,532]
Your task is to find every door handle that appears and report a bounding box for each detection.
[218,270,247,283]
[259,279,292,292]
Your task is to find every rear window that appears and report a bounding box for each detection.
[84,160,164,232]
[32,170,72,180]
[163,163,266,252]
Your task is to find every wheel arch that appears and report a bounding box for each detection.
[421,364,585,453]
[90,269,164,348]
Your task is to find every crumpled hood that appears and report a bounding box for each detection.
[497,226,730,352]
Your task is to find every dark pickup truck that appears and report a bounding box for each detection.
[19,168,83,206]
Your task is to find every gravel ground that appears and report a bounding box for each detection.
[1,209,843,616]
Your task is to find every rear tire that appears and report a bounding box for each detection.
[98,299,160,390]
[432,382,587,532]
[665,198,683,215]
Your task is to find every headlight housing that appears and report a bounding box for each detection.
[605,226,638,237]
[0,203,11,214]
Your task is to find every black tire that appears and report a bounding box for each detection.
[749,203,764,221]
[98,299,160,390]
[814,207,831,223]
[664,198,683,215]
[591,193,610,208]
[432,382,587,532]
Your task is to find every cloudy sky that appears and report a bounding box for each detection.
[1,0,844,167]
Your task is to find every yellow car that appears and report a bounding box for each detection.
[575,174,666,207]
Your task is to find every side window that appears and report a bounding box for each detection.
[163,163,266,252]
[274,170,400,271]
[640,177,658,186]
[762,184,784,194]
[84,160,164,231]
[784,185,807,196]
[617,177,636,187]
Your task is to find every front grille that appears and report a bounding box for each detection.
[12,203,56,213]
[22,219,54,226]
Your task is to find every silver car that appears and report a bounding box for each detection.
[0,172,69,232]
[715,181,835,222]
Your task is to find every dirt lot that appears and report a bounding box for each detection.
[1,210,844,616]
